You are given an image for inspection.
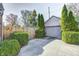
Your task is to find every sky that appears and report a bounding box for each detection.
[3,3,64,25]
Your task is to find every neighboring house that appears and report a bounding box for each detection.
[0,3,4,41]
[45,16,61,39]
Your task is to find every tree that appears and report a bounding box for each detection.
[37,14,41,28]
[31,10,37,27]
[36,13,45,38]
[68,11,78,31]
[6,14,18,31]
[67,3,79,16]
[37,14,45,29]
[67,3,79,23]
[6,14,18,26]
[61,4,78,31]
[40,14,45,29]
[40,14,45,36]
[21,10,32,31]
[4,14,18,39]
[61,4,68,31]
[22,10,37,28]
[32,10,37,17]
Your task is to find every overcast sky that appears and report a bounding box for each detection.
[3,3,64,19]
[3,3,64,26]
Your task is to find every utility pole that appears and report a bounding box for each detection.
[48,7,50,18]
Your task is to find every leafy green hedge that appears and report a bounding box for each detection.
[0,39,20,56]
[35,29,45,38]
[10,32,29,46]
[62,31,79,44]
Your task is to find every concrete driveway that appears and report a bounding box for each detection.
[18,38,52,56]
[40,39,79,56]
[18,38,79,56]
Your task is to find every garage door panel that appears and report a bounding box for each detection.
[45,27,61,38]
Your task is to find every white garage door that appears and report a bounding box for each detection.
[45,26,61,39]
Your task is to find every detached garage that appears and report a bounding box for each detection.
[45,16,61,39]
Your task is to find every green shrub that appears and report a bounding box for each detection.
[62,31,79,44]
[35,29,45,38]
[0,39,20,56]
[10,32,29,46]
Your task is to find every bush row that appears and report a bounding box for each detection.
[62,31,79,44]
[0,32,29,56]
[10,32,29,46]
[0,39,20,56]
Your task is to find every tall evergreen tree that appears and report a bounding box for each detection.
[38,14,41,28]
[40,14,45,35]
[32,10,37,17]
[32,10,37,27]
[38,14,45,29]
[40,14,45,29]
[61,4,68,31]
[61,4,78,31]
[36,13,45,37]
[68,11,78,31]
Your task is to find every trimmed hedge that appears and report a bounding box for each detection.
[10,32,28,46]
[35,29,45,38]
[0,39,20,56]
[62,31,79,44]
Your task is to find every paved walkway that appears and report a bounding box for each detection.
[40,39,79,56]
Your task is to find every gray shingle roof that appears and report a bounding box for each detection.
[0,3,4,10]
[45,16,60,23]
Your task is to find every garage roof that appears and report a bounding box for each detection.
[45,16,60,27]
